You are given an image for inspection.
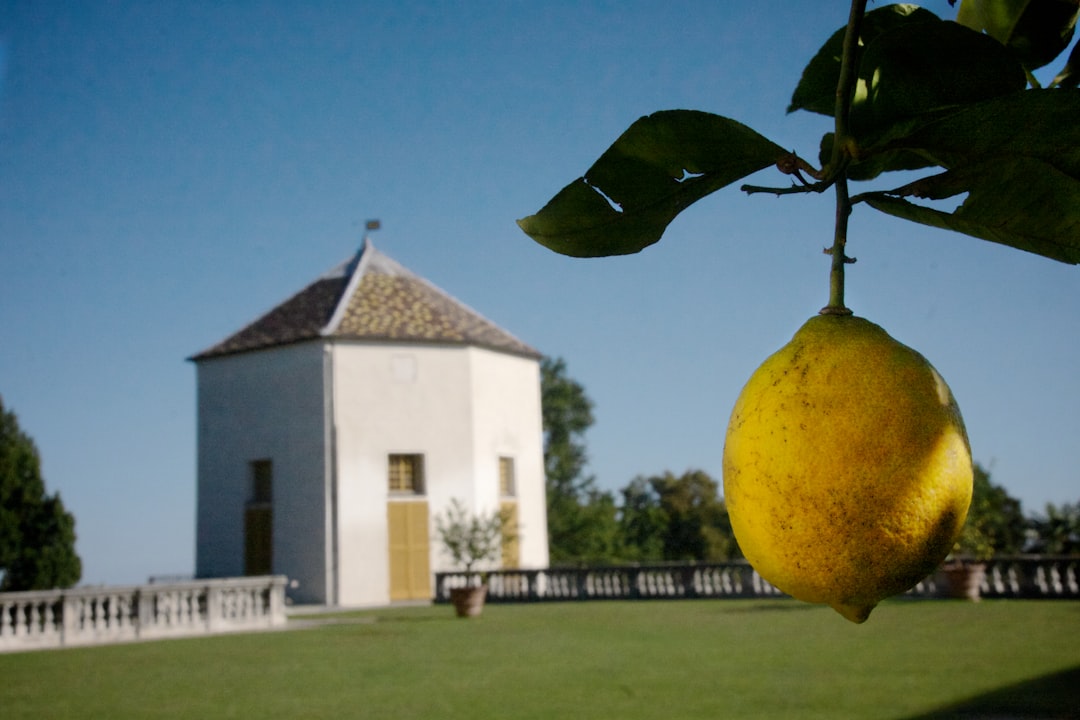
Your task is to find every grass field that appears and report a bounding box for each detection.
[2,598,1078,719]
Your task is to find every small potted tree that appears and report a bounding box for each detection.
[939,464,1025,600]
[941,522,993,601]
[435,499,511,617]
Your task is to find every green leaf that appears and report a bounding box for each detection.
[957,0,1078,71]
[956,0,1033,44]
[517,111,786,257]
[850,21,1027,146]
[887,89,1080,178]
[789,4,941,116]
[863,156,1080,264]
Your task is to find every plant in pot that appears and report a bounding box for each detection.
[941,522,994,601]
[940,464,1025,600]
[435,499,513,617]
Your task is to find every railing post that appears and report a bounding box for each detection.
[137,586,154,638]
[682,566,698,599]
[269,576,286,626]
[206,583,220,632]
[62,593,79,646]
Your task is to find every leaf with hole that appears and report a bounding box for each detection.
[517,110,786,257]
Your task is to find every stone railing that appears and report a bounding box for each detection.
[435,562,785,603]
[969,556,1078,598]
[435,556,1080,604]
[0,575,288,653]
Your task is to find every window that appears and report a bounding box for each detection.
[250,459,272,504]
[388,454,425,494]
[245,459,273,576]
[499,456,516,497]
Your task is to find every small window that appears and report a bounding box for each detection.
[250,459,273,504]
[499,456,516,497]
[389,454,425,494]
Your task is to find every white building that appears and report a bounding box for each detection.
[189,241,549,606]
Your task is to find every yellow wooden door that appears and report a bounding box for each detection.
[244,505,272,576]
[500,501,520,569]
[388,501,431,601]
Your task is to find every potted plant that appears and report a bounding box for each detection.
[940,523,993,601]
[939,464,1027,600]
[435,499,512,617]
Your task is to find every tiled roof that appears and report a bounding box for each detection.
[189,242,541,361]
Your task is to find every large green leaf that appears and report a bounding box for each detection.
[863,156,1080,264]
[958,0,1078,71]
[788,4,941,116]
[517,111,786,257]
[849,20,1027,146]
[957,0,1033,43]
[887,89,1080,177]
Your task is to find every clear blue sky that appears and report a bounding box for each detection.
[2,1,1076,586]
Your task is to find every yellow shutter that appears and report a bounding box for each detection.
[388,501,431,601]
[500,501,520,569]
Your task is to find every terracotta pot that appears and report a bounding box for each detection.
[940,562,987,601]
[449,585,488,617]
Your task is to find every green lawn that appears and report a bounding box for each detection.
[2,599,1078,719]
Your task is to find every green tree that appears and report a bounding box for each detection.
[616,470,738,562]
[0,395,82,591]
[617,476,667,561]
[955,463,1027,559]
[650,470,738,562]
[1029,501,1080,554]
[540,357,619,563]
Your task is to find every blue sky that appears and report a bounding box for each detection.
[1,1,1076,586]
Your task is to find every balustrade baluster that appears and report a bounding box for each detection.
[12,602,26,637]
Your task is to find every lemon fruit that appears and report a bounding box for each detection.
[722,314,973,623]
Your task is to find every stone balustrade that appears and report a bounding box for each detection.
[436,556,1080,604]
[0,575,287,653]
[435,562,785,602]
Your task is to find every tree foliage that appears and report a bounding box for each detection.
[619,470,739,562]
[540,357,619,564]
[519,1,1080,264]
[617,477,668,562]
[954,463,1027,559]
[1028,500,1080,554]
[434,498,509,579]
[0,396,81,591]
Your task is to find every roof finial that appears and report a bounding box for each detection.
[362,219,381,250]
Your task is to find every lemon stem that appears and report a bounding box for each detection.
[821,0,866,317]
[824,175,854,316]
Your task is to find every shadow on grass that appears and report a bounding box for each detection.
[899,665,1080,720]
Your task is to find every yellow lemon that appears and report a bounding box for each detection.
[722,315,973,623]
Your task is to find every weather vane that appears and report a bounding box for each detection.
[362,219,380,245]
